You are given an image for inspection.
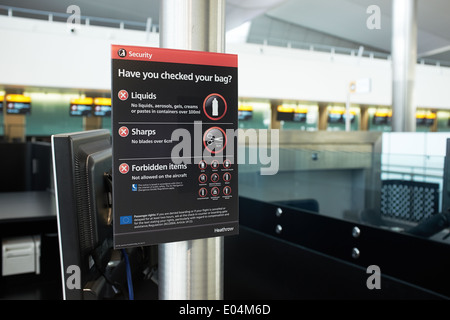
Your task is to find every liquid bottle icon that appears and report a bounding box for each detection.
[212,98,218,116]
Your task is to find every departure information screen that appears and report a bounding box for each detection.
[111,45,239,248]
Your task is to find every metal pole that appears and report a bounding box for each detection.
[345,91,351,132]
[158,0,225,300]
[391,0,417,132]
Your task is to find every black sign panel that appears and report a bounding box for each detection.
[111,45,239,248]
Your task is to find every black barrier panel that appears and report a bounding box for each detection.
[224,226,444,299]
[230,196,450,298]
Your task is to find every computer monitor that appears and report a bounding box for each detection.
[52,129,113,299]
[52,129,154,300]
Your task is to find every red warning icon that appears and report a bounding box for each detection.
[199,188,207,198]
[211,187,220,197]
[203,127,227,154]
[118,90,129,101]
[211,160,219,169]
[118,126,129,137]
[119,163,129,174]
[223,172,231,182]
[211,173,220,182]
[223,159,232,168]
[223,186,232,196]
[198,160,207,170]
[198,174,208,184]
[203,93,227,121]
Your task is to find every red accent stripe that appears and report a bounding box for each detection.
[112,45,237,67]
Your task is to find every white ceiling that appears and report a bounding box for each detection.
[226,0,287,30]
[264,0,450,60]
[2,0,450,61]
[0,0,285,30]
[0,0,160,25]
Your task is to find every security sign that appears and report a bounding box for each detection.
[111,45,239,248]
[119,163,129,174]
[118,90,128,101]
[118,126,129,137]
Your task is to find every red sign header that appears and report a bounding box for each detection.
[111,45,237,68]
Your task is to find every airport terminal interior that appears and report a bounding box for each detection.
[1,0,450,300]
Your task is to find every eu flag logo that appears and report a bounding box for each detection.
[120,215,132,225]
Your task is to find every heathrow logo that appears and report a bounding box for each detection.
[118,48,127,58]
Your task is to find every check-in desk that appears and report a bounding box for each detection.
[0,191,61,299]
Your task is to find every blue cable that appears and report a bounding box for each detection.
[121,249,134,300]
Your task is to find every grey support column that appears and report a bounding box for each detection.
[391,0,418,132]
[318,102,328,131]
[158,0,225,300]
